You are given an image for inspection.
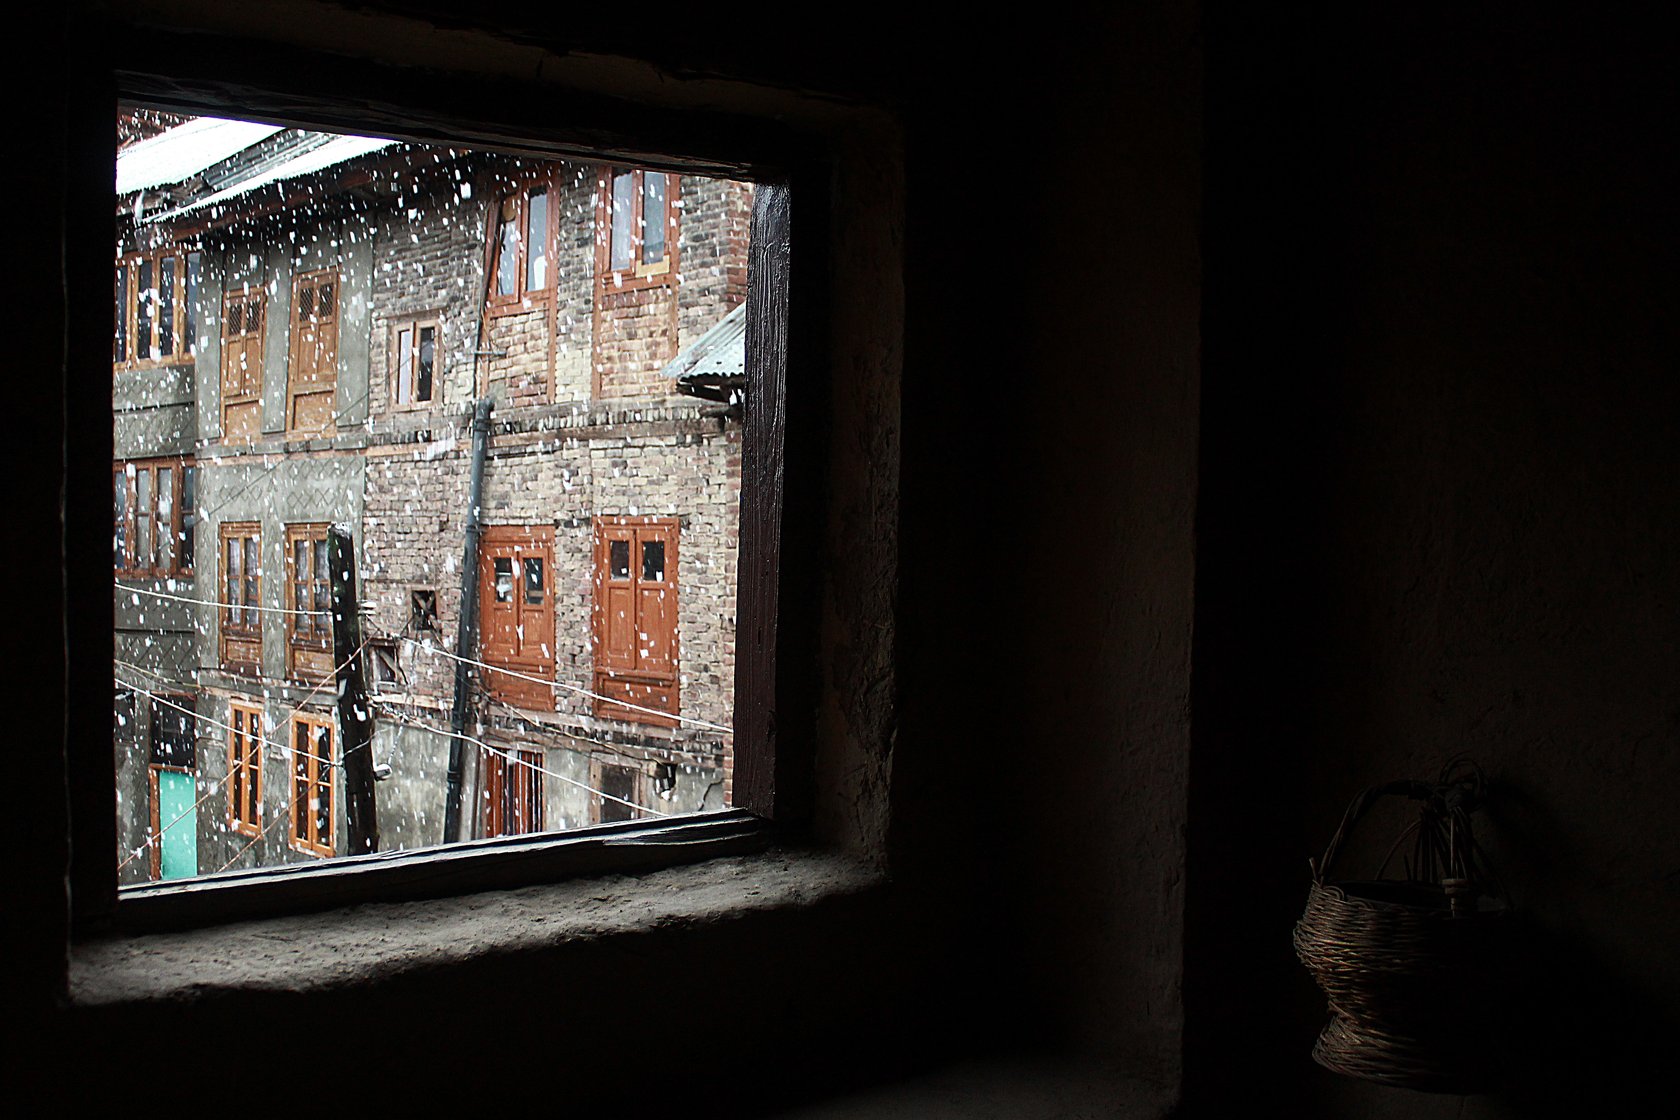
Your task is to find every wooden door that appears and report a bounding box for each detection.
[477,526,555,709]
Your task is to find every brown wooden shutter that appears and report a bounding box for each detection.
[592,517,679,726]
[477,526,555,709]
[220,292,265,442]
[288,269,340,432]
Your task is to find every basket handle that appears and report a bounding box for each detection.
[1310,779,1434,884]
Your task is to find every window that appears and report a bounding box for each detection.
[284,523,333,680]
[409,588,438,633]
[113,248,200,369]
[596,167,677,288]
[287,268,339,432]
[483,748,543,837]
[592,517,678,726]
[218,522,262,674]
[227,699,263,838]
[589,757,645,824]
[486,177,555,312]
[220,288,266,443]
[478,526,555,709]
[390,317,439,408]
[290,712,334,857]
[113,457,195,577]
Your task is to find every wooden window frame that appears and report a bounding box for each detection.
[218,522,262,675]
[588,756,648,825]
[113,247,199,370]
[286,267,341,433]
[594,166,680,294]
[227,699,264,839]
[289,711,335,858]
[219,286,266,444]
[113,455,195,578]
[484,173,559,317]
[78,58,842,934]
[591,516,680,727]
[283,523,333,681]
[388,316,441,410]
[483,747,544,838]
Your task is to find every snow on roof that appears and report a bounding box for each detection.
[663,302,747,383]
[140,133,399,225]
[116,117,286,194]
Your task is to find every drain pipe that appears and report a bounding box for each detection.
[442,396,493,843]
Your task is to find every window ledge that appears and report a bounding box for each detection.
[69,847,883,1007]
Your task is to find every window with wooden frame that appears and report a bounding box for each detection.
[284,523,333,681]
[84,71,816,930]
[113,456,195,578]
[592,517,679,727]
[596,167,678,289]
[113,248,200,369]
[589,756,646,824]
[220,288,265,443]
[478,525,556,710]
[227,699,263,838]
[290,711,334,857]
[218,522,262,674]
[485,176,556,314]
[483,747,544,838]
[287,268,340,433]
[389,317,440,408]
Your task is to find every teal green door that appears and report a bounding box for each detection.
[156,769,199,880]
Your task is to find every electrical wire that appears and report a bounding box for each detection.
[377,704,665,818]
[400,637,732,734]
[113,639,367,870]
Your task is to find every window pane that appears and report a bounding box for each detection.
[609,539,630,579]
[156,467,174,571]
[114,267,127,363]
[417,326,434,402]
[136,259,154,358]
[496,199,519,295]
[158,256,175,356]
[395,327,412,404]
[641,539,665,582]
[245,537,260,610]
[179,466,196,571]
[642,173,667,264]
[185,252,200,356]
[113,470,127,568]
[134,470,152,567]
[526,189,548,290]
[524,557,544,604]
[611,171,635,271]
[494,557,513,602]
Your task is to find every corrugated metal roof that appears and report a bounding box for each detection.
[116,117,286,194]
[663,302,747,383]
[140,134,398,225]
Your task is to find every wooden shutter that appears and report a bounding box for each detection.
[477,526,555,709]
[592,517,679,726]
[220,292,265,442]
[288,269,340,432]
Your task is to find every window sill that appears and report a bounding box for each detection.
[70,844,882,1007]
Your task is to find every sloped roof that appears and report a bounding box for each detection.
[138,133,398,224]
[115,117,286,193]
[662,302,746,403]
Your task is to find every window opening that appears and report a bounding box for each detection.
[109,104,760,894]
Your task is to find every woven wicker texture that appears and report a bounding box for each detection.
[1294,762,1505,1093]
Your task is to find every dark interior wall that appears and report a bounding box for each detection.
[1190,6,1678,1117]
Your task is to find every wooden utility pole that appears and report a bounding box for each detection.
[329,523,379,855]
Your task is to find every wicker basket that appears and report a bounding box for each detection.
[1294,765,1505,1093]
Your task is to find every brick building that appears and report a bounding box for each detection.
[113,114,751,881]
